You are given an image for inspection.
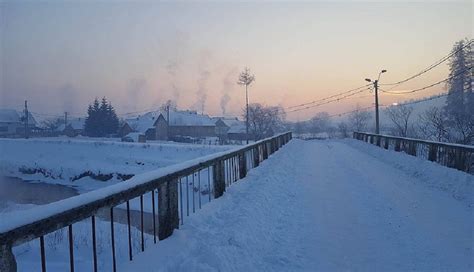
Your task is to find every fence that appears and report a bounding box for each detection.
[0,132,292,272]
[353,132,474,174]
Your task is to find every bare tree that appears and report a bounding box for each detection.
[385,104,414,137]
[309,112,331,136]
[237,67,255,143]
[245,103,285,140]
[337,122,349,138]
[348,105,371,132]
[417,107,448,142]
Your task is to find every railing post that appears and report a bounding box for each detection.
[369,135,374,144]
[408,142,417,156]
[213,160,225,198]
[262,143,268,160]
[239,152,247,178]
[376,136,381,147]
[384,137,389,149]
[158,179,179,240]
[454,148,465,171]
[395,139,401,152]
[428,144,438,162]
[253,147,260,167]
[0,244,16,272]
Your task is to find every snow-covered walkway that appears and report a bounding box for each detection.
[124,139,473,271]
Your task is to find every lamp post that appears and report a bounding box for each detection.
[365,69,387,134]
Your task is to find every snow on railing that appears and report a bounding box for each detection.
[353,132,474,174]
[0,132,292,272]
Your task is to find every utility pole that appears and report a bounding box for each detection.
[365,69,387,134]
[245,84,249,144]
[373,80,380,134]
[237,67,255,144]
[24,100,29,139]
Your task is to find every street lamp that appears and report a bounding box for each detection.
[365,69,387,134]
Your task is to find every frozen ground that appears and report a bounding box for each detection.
[0,138,231,193]
[124,139,473,271]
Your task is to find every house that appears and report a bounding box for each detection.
[0,109,37,137]
[213,117,248,143]
[122,112,160,140]
[56,118,85,137]
[213,117,250,142]
[120,110,217,141]
[155,110,216,141]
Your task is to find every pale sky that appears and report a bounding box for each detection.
[0,1,472,121]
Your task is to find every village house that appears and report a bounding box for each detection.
[119,110,217,142]
[122,111,160,140]
[56,118,85,137]
[213,117,248,143]
[155,110,216,141]
[0,109,37,137]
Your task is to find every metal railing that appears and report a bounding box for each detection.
[353,132,474,174]
[0,132,292,272]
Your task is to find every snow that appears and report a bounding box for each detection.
[0,137,230,193]
[123,139,472,271]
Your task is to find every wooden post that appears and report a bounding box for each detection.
[370,135,374,144]
[454,148,465,171]
[253,147,260,167]
[376,136,381,147]
[239,152,247,178]
[213,161,225,198]
[262,143,268,160]
[158,179,179,240]
[0,244,16,272]
[384,138,389,149]
[395,139,401,152]
[428,144,437,162]
[408,142,417,156]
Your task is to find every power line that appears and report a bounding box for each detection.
[380,39,472,88]
[285,87,370,115]
[380,66,472,95]
[286,83,372,110]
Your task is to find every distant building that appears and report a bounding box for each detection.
[56,118,85,137]
[120,110,217,141]
[213,117,248,143]
[155,110,216,140]
[0,109,37,137]
[122,112,160,140]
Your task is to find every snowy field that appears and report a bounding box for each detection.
[0,138,232,193]
[123,139,473,271]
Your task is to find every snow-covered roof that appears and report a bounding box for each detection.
[0,109,20,123]
[228,123,246,134]
[125,110,215,131]
[166,110,215,127]
[125,112,159,133]
[214,117,244,127]
[56,118,85,131]
[0,109,37,125]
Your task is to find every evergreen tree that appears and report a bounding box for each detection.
[445,40,469,119]
[84,97,119,137]
[444,39,474,144]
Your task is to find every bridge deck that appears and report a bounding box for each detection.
[124,139,473,271]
